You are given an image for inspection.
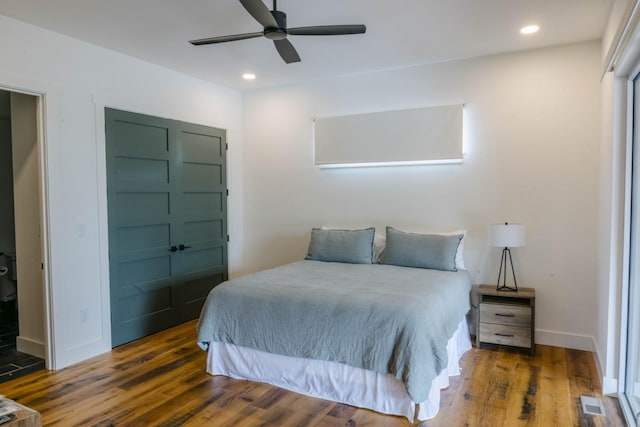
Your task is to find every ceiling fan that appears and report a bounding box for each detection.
[189,0,366,64]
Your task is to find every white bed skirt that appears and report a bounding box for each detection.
[206,318,471,422]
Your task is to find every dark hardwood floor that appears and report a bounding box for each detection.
[0,300,45,384]
[0,319,627,426]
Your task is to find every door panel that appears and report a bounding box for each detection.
[116,191,171,219]
[182,192,223,215]
[182,219,224,243]
[118,285,175,322]
[183,274,225,304]
[106,109,179,346]
[175,122,227,319]
[114,157,169,183]
[112,120,170,155]
[106,109,227,346]
[181,247,224,273]
[117,223,171,252]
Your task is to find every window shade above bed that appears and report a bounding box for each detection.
[313,104,463,168]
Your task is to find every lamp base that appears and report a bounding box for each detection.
[496,247,518,292]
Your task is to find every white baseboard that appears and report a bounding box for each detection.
[592,340,619,395]
[535,329,596,351]
[16,335,46,359]
[602,376,619,396]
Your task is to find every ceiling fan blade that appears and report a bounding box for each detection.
[239,0,278,28]
[287,24,366,36]
[189,32,264,45]
[273,39,301,64]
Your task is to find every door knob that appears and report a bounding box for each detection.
[168,246,178,252]
[179,244,192,251]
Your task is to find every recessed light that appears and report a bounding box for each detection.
[242,73,256,80]
[520,25,540,35]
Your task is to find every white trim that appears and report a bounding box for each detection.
[0,75,58,370]
[606,76,626,391]
[535,329,595,352]
[614,24,640,424]
[35,92,53,369]
[593,341,619,395]
[617,75,635,402]
[603,376,620,397]
[91,95,111,350]
[602,0,640,78]
[16,336,45,359]
[620,392,638,427]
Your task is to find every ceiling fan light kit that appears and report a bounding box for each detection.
[189,0,366,64]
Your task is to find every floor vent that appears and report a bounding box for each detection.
[580,395,605,416]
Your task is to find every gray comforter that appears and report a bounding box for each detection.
[196,260,471,403]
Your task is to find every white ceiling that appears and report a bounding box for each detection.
[0,0,612,91]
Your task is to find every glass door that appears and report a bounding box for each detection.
[625,72,640,426]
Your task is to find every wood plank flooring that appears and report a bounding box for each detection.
[0,320,626,426]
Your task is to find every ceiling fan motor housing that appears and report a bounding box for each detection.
[265,10,287,40]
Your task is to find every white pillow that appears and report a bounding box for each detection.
[373,233,386,263]
[437,229,467,270]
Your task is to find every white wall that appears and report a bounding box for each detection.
[0,15,243,368]
[242,41,602,350]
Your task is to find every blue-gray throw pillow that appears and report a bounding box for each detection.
[305,227,375,264]
[381,226,463,271]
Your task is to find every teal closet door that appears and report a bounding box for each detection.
[174,121,228,320]
[106,108,227,346]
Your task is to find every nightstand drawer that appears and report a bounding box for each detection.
[479,302,531,327]
[478,323,531,348]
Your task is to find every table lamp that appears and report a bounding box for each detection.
[489,222,526,291]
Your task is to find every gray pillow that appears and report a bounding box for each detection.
[381,226,463,271]
[305,227,375,264]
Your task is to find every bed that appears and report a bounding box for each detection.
[196,226,472,422]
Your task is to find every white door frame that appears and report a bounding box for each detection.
[0,82,54,369]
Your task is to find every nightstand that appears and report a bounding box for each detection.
[476,285,535,355]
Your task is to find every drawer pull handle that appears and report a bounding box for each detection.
[495,313,515,317]
[495,333,514,338]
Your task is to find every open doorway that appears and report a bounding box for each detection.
[0,89,45,381]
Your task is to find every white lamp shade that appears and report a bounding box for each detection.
[489,223,526,248]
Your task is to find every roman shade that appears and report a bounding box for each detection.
[314,104,463,168]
